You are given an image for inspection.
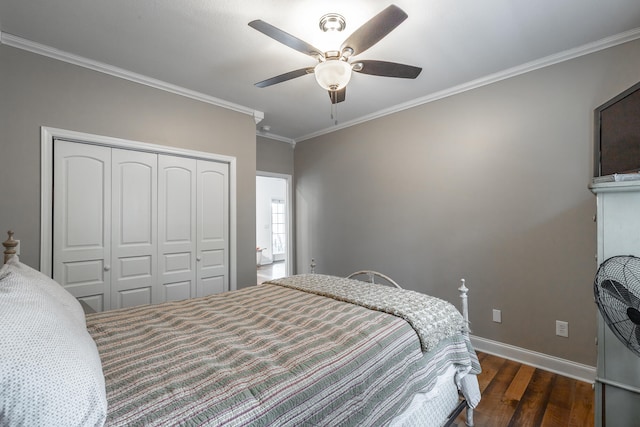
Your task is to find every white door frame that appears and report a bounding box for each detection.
[40,126,238,291]
[256,171,293,277]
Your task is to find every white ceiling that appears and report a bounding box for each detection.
[1,0,640,142]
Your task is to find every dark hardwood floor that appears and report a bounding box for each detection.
[454,352,594,427]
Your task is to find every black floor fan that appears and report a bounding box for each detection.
[594,255,640,357]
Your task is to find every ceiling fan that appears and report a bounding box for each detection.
[249,4,422,105]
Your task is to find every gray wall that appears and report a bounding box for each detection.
[256,136,295,175]
[294,39,640,365]
[0,44,258,288]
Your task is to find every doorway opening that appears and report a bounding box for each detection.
[256,173,292,284]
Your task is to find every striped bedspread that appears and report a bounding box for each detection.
[267,274,469,352]
[86,278,479,426]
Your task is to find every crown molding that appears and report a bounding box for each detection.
[256,131,296,147]
[4,26,639,144]
[295,27,640,143]
[0,32,264,123]
[253,111,265,124]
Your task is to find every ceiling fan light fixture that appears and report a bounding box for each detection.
[314,59,352,91]
[319,13,346,32]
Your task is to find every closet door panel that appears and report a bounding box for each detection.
[196,160,229,297]
[53,140,111,308]
[78,295,104,313]
[163,281,192,302]
[118,287,153,309]
[201,275,225,296]
[111,149,158,309]
[158,155,197,302]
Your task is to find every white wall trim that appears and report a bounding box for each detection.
[256,171,294,276]
[470,335,596,384]
[256,131,296,146]
[2,32,263,124]
[40,126,238,291]
[295,27,640,143]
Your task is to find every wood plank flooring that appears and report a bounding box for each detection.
[257,260,286,284]
[454,352,594,427]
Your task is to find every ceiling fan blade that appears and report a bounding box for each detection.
[341,5,407,57]
[328,88,346,104]
[255,67,314,88]
[354,60,422,79]
[249,20,324,60]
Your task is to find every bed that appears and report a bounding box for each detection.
[0,231,481,426]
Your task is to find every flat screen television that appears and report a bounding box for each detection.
[594,81,640,177]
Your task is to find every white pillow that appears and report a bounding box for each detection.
[3,256,86,326]
[0,261,107,426]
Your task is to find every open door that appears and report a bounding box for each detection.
[256,173,292,284]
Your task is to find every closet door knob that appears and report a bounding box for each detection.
[196,257,201,262]
[104,265,111,271]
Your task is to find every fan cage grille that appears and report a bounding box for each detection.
[594,255,640,357]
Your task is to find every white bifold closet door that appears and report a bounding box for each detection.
[53,140,229,312]
[195,159,229,297]
[157,156,229,300]
[53,141,112,311]
[157,155,196,302]
[111,149,158,309]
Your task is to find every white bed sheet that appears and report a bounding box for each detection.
[390,365,461,427]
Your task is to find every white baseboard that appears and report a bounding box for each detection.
[470,335,596,384]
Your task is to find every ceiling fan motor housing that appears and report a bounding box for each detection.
[314,59,352,91]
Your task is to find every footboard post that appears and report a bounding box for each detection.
[458,278,475,427]
[458,278,470,335]
[466,406,474,427]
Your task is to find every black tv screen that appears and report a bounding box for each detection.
[594,81,640,177]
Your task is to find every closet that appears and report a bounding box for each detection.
[53,139,229,312]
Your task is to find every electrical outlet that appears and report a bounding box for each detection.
[556,320,569,337]
[492,309,502,323]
